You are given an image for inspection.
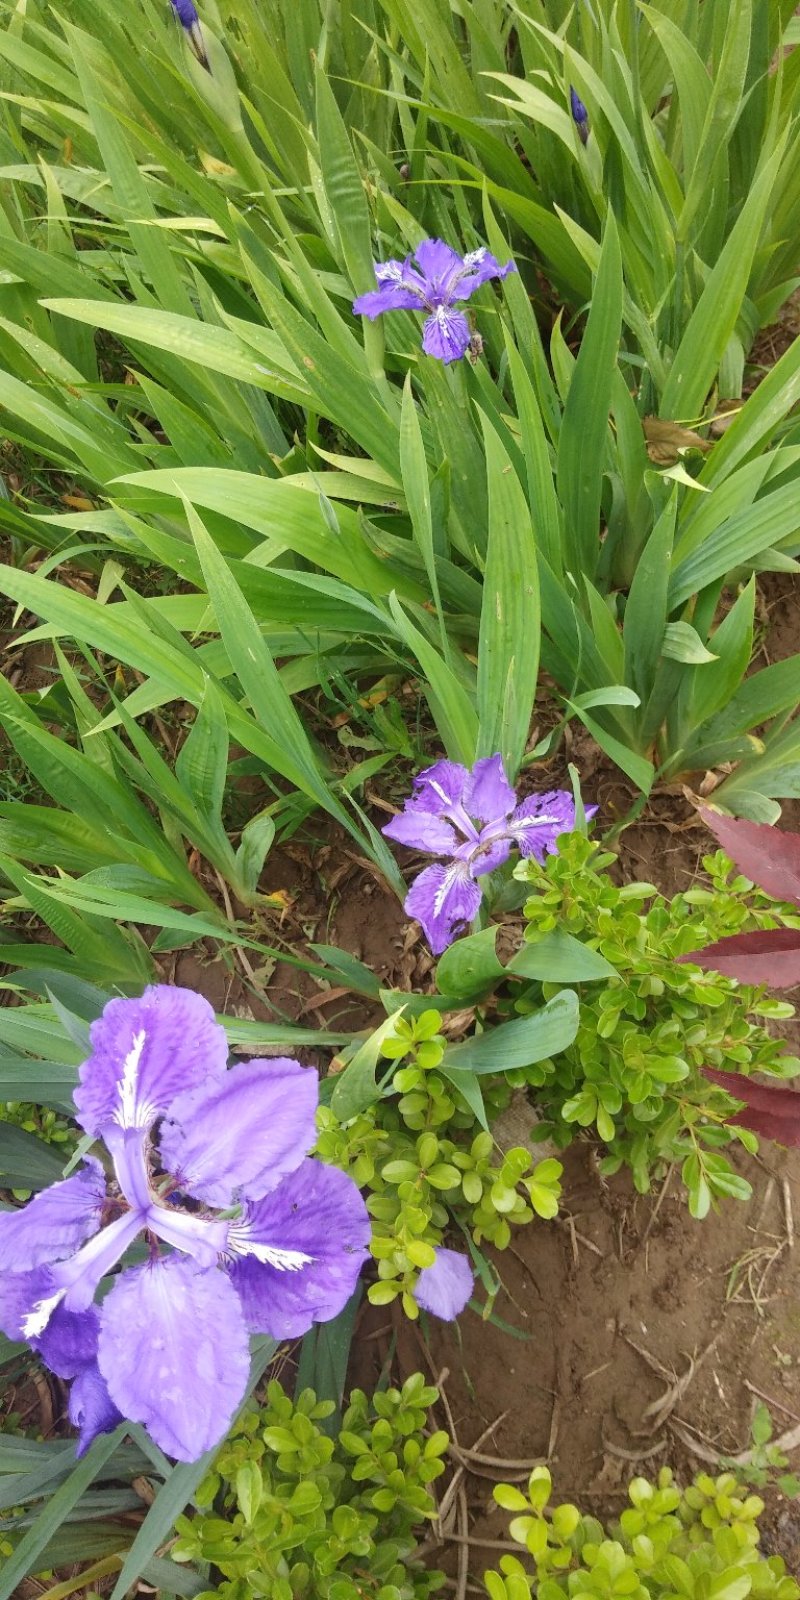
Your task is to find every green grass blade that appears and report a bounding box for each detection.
[0,851,148,981]
[388,594,479,764]
[505,339,562,576]
[315,63,374,293]
[174,678,229,827]
[183,500,349,818]
[40,299,310,407]
[669,478,800,607]
[659,143,785,419]
[114,467,412,596]
[639,5,709,182]
[622,490,677,710]
[476,412,540,777]
[700,333,800,487]
[676,0,753,245]
[556,213,622,577]
[0,1429,125,1600]
[64,24,193,316]
[443,990,579,1074]
[399,375,449,661]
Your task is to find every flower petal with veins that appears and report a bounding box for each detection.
[0,1161,105,1271]
[98,1256,250,1462]
[76,986,228,1136]
[228,1159,370,1338]
[422,307,471,364]
[405,862,482,955]
[159,1057,318,1207]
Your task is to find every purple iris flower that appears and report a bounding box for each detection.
[352,239,516,364]
[570,86,589,144]
[170,0,209,68]
[0,987,370,1462]
[416,1248,473,1319]
[382,755,593,954]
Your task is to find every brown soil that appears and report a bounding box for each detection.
[397,1139,800,1576]
[165,840,414,1043]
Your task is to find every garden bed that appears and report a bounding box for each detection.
[3,569,800,1589]
[202,818,800,1583]
[3,0,800,1592]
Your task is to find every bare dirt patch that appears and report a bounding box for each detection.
[350,1136,800,1578]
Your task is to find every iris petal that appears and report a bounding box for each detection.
[0,1160,105,1271]
[105,1127,151,1212]
[0,1267,55,1342]
[36,1304,101,1379]
[415,1248,473,1319]
[146,1202,228,1269]
[464,754,516,826]
[408,761,470,815]
[382,809,458,855]
[51,1210,144,1320]
[467,830,513,878]
[159,1057,318,1207]
[70,1363,124,1458]
[456,250,516,298]
[422,308,471,364]
[75,985,229,1137]
[404,862,482,954]
[353,258,427,317]
[98,1256,250,1462]
[227,1158,370,1338]
[509,792,596,860]
[412,239,464,291]
[353,286,425,317]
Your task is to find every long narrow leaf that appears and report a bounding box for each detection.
[0,1430,124,1600]
[476,412,540,776]
[556,214,622,577]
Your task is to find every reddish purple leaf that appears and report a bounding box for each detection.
[700,807,800,907]
[703,1066,800,1147]
[678,927,800,987]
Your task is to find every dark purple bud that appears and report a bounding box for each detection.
[169,0,210,70]
[570,86,589,144]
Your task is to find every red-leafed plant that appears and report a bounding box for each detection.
[702,1066,800,1147]
[680,808,800,986]
[681,808,800,1145]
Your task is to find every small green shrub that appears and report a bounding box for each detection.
[171,1376,447,1600]
[513,836,799,1215]
[317,1008,563,1315]
[485,1465,799,1600]
[318,833,800,1311]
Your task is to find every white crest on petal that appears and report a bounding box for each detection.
[226,1221,313,1272]
[246,1242,313,1271]
[376,261,403,283]
[462,248,487,269]
[512,813,563,832]
[115,1030,146,1128]
[432,861,468,918]
[23,1288,66,1339]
